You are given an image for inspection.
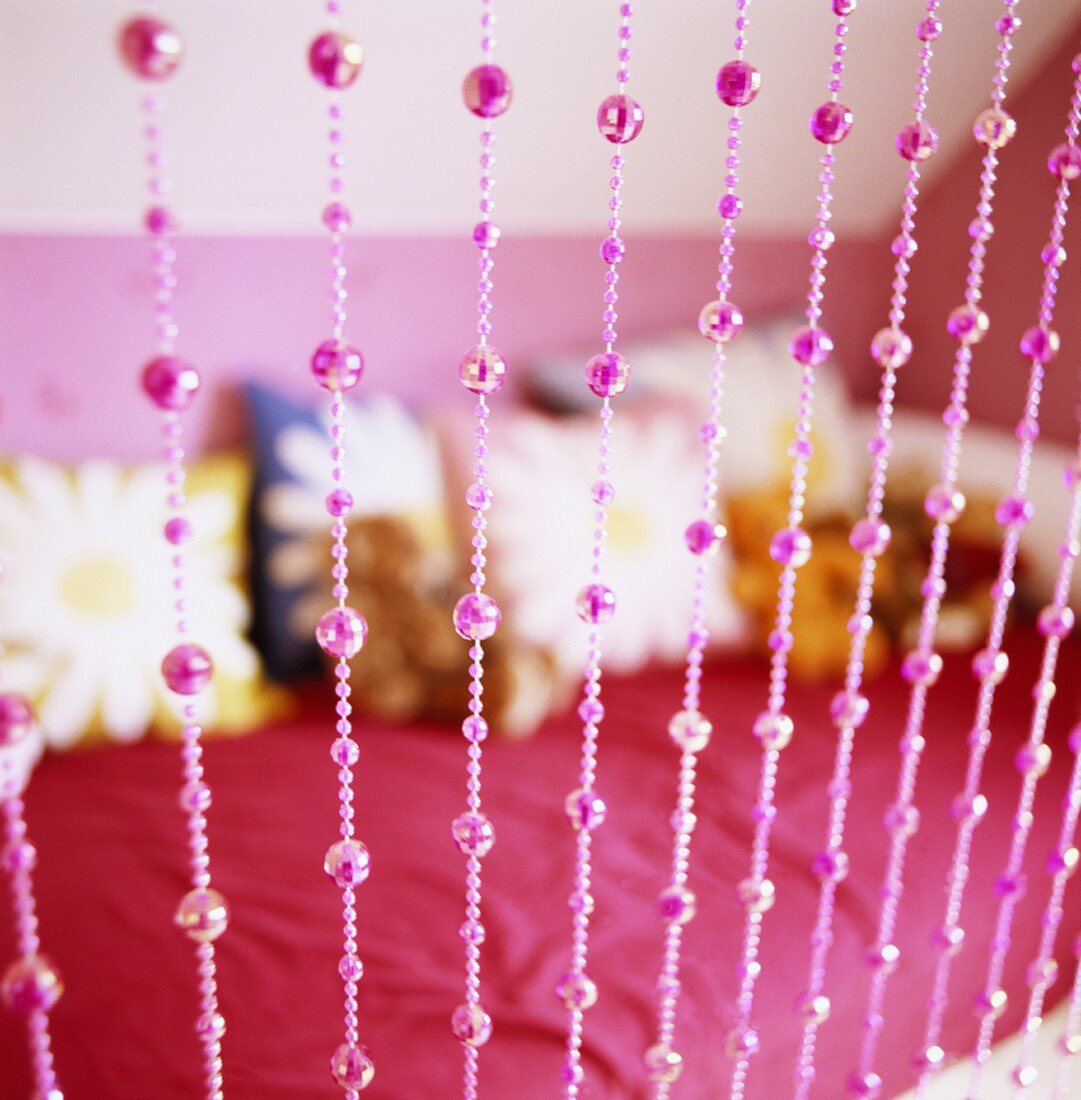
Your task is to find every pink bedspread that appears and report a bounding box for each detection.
[2,632,1079,1098]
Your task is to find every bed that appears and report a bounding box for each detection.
[2,628,1078,1098]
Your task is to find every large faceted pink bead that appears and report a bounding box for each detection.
[0,956,63,1013]
[174,887,229,942]
[161,643,213,696]
[698,299,744,343]
[789,326,833,366]
[451,1002,493,1047]
[946,304,989,344]
[308,31,363,89]
[118,17,183,80]
[316,607,368,659]
[0,693,34,747]
[311,339,364,392]
[142,356,200,411]
[458,345,507,394]
[564,788,606,830]
[1048,142,1081,181]
[330,1042,375,1090]
[770,527,812,568]
[810,102,854,144]
[463,64,513,118]
[585,352,630,398]
[597,94,645,144]
[576,583,616,625]
[452,812,495,857]
[896,120,938,162]
[453,593,501,641]
[716,60,761,107]
[1019,326,1059,364]
[324,839,371,888]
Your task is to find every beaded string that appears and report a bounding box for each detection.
[726,4,856,1097]
[643,2,759,1094]
[851,7,1023,1093]
[1051,819,1081,1098]
[0,603,61,1097]
[304,4,374,1096]
[558,4,644,1095]
[912,68,1081,1100]
[992,452,1081,1097]
[119,12,228,1099]
[447,0,514,1092]
[789,5,943,1097]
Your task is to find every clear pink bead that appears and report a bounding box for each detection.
[724,1025,760,1060]
[324,839,371,888]
[179,780,211,814]
[564,788,606,830]
[973,107,1016,149]
[585,351,630,397]
[576,583,616,625]
[474,221,501,249]
[810,102,854,144]
[579,698,604,725]
[830,690,869,730]
[901,650,943,687]
[0,693,34,747]
[164,517,191,545]
[597,94,645,144]
[322,202,352,232]
[331,736,359,766]
[685,519,724,556]
[946,303,989,344]
[308,31,363,89]
[719,193,743,219]
[326,488,354,517]
[896,120,938,161]
[556,970,598,1010]
[118,17,183,80]
[884,802,920,838]
[451,1003,493,1048]
[329,1043,375,1090]
[917,17,942,41]
[161,643,213,696]
[311,339,364,392]
[458,345,507,395]
[453,593,501,641]
[770,526,812,568]
[600,236,626,264]
[850,518,891,557]
[452,812,495,856]
[1037,604,1074,638]
[668,710,712,753]
[972,647,1009,684]
[995,493,1034,529]
[698,299,744,343]
[462,715,489,743]
[870,327,912,368]
[174,887,229,943]
[1048,142,1081,181]
[753,711,794,751]
[789,325,833,366]
[316,607,368,658]
[1,839,36,875]
[145,205,178,235]
[716,59,761,106]
[0,956,63,1013]
[924,483,966,523]
[847,1071,883,1098]
[658,885,697,925]
[645,1044,684,1083]
[463,64,513,118]
[142,355,200,411]
[1019,326,1059,364]
[738,876,776,913]
[864,943,900,974]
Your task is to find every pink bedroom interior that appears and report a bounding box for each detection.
[2,1,1081,1098]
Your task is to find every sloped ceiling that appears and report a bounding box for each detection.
[1,0,1078,235]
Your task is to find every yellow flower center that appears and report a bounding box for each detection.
[608,505,649,551]
[60,556,136,618]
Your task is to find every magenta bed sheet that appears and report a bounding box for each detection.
[1,632,1079,1099]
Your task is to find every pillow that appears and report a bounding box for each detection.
[247,384,450,679]
[441,406,748,680]
[0,453,285,750]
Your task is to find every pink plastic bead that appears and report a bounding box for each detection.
[311,339,364,392]
[684,519,724,556]
[142,355,200,411]
[1048,142,1081,181]
[850,518,891,557]
[946,303,989,344]
[451,1003,493,1048]
[870,327,912,369]
[323,202,353,233]
[698,299,744,343]
[585,351,630,397]
[896,120,938,162]
[973,108,1016,149]
[789,326,834,366]
[576,583,616,625]
[597,94,645,144]
[1019,326,1060,364]
[0,693,34,747]
[329,1042,375,1090]
[118,16,183,80]
[564,789,607,830]
[324,839,371,888]
[0,957,63,1013]
[716,60,761,107]
[308,31,363,89]
[668,710,713,753]
[458,345,507,394]
[810,102,854,144]
[924,484,966,523]
[161,643,213,696]
[770,526,812,568]
[316,607,368,658]
[174,887,229,942]
[453,593,501,641]
[901,650,943,687]
[463,64,513,118]
[1037,604,1075,638]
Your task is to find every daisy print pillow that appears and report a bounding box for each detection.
[0,453,284,750]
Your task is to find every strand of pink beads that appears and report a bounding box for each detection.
[987,449,1081,1097]
[448,1,513,1094]
[726,4,855,1098]
[790,4,943,1096]
[0,615,61,1097]
[850,6,1023,1094]
[120,12,229,1099]
[558,4,644,1096]
[305,4,374,1096]
[913,65,1081,1100]
[643,1,759,1094]
[1051,846,1081,1097]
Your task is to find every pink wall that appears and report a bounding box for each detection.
[895,23,1081,447]
[0,232,885,461]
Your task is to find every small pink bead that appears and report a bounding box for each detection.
[1019,325,1060,364]
[850,518,891,557]
[1037,604,1074,638]
[451,1003,493,1048]
[718,193,743,219]
[463,64,513,118]
[326,489,354,517]
[174,887,229,943]
[0,957,63,1013]
[458,345,507,394]
[716,60,761,106]
[698,299,744,343]
[329,1043,375,1090]
[600,236,626,264]
[870,327,912,369]
[564,788,606,830]
[118,16,183,80]
[324,838,371,887]
[810,102,854,144]
[161,643,213,696]
[308,31,363,89]
[597,94,645,144]
[0,693,34,747]
[769,526,812,568]
[1048,142,1081,181]
[576,583,616,625]
[322,202,352,233]
[585,351,630,398]
[917,17,942,41]
[311,339,364,392]
[789,325,833,366]
[453,593,501,641]
[142,355,200,411]
[896,120,938,161]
